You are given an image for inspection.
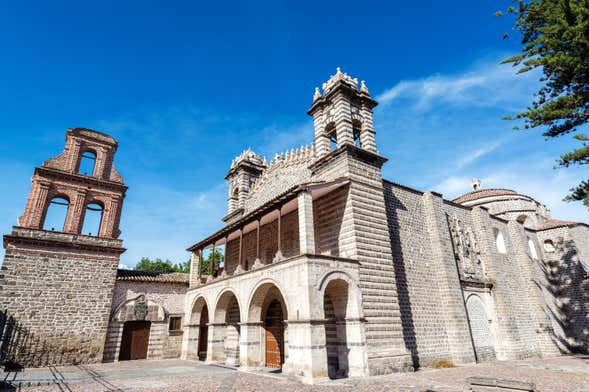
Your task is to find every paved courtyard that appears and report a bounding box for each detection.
[1,356,588,392]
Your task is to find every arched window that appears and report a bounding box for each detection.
[43,197,69,231]
[352,120,362,148]
[493,228,507,254]
[82,203,103,236]
[543,239,555,253]
[528,238,539,260]
[78,151,97,176]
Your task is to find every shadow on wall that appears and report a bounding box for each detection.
[382,186,419,368]
[536,238,589,354]
[0,310,92,371]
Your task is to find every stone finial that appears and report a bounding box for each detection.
[313,87,321,101]
[361,80,370,95]
[472,178,482,191]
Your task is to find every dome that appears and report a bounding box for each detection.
[452,188,523,205]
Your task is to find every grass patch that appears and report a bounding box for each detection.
[429,359,455,369]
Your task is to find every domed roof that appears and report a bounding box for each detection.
[452,188,523,205]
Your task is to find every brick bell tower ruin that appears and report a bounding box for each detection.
[0,128,127,366]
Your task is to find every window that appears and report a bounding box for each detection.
[43,197,69,231]
[352,120,362,148]
[494,228,507,254]
[516,215,527,224]
[78,151,96,176]
[544,240,555,253]
[82,203,103,236]
[169,316,182,331]
[528,238,539,260]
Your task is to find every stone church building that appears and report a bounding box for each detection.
[1,69,587,383]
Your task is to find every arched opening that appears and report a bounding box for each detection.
[43,197,69,232]
[323,279,349,379]
[119,320,151,361]
[493,228,507,254]
[326,123,337,151]
[544,239,556,253]
[247,282,288,369]
[82,202,103,236]
[528,238,539,260]
[466,295,496,362]
[516,214,528,224]
[78,150,97,176]
[213,291,241,366]
[352,119,362,148]
[189,297,209,361]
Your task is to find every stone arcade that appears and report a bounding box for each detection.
[1,69,588,383]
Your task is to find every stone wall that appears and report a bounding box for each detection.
[0,228,122,366]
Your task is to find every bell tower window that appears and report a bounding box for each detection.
[43,197,70,232]
[82,203,104,236]
[78,151,97,176]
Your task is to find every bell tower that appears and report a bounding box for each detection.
[223,149,266,223]
[0,128,127,366]
[308,67,378,159]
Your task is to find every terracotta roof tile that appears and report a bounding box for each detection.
[539,219,584,230]
[116,269,189,284]
[452,189,521,204]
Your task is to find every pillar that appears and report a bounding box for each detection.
[298,191,315,255]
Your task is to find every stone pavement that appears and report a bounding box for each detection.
[1,356,588,392]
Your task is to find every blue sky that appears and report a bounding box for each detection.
[1,1,587,268]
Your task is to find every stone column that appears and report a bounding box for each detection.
[422,191,476,364]
[343,318,369,377]
[189,251,201,288]
[207,323,225,363]
[359,103,377,152]
[283,320,329,383]
[64,189,88,234]
[274,207,284,261]
[298,191,315,255]
[312,108,330,158]
[239,322,262,369]
[21,181,50,228]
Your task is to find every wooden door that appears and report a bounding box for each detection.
[119,321,151,361]
[264,300,284,368]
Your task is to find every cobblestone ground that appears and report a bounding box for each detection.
[2,356,588,392]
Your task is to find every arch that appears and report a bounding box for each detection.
[42,196,70,232]
[189,295,210,361]
[493,228,507,254]
[528,238,539,260]
[516,214,528,224]
[213,288,241,323]
[212,289,241,366]
[82,201,104,236]
[246,279,289,322]
[246,280,289,369]
[544,239,556,253]
[318,270,362,319]
[112,295,166,323]
[323,278,351,379]
[78,149,97,176]
[352,119,362,148]
[465,294,496,362]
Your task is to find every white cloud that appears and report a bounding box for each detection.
[376,57,540,113]
[455,138,507,170]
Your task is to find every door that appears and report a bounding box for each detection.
[264,300,284,368]
[119,321,151,361]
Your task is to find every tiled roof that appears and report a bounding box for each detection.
[116,269,189,284]
[452,189,521,204]
[539,219,584,230]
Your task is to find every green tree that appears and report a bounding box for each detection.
[135,257,190,273]
[200,250,224,275]
[498,0,589,207]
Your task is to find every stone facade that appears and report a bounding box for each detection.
[0,71,587,384]
[182,69,589,384]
